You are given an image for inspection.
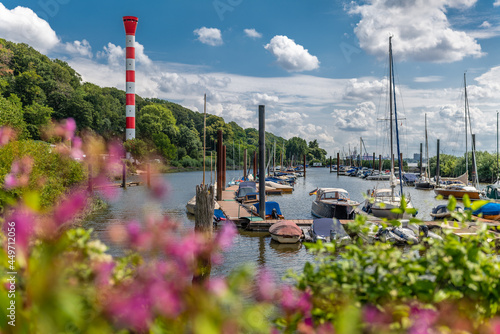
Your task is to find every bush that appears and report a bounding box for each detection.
[0,139,85,209]
[179,155,201,168]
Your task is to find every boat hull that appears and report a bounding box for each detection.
[311,200,357,219]
[434,189,481,199]
[415,182,434,189]
[270,234,301,244]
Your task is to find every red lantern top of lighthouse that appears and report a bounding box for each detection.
[123,16,138,36]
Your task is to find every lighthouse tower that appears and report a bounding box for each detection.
[123,16,138,140]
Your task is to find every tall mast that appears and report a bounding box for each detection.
[425,113,430,178]
[391,37,404,196]
[464,73,468,180]
[389,36,395,199]
[203,93,207,185]
[497,111,499,182]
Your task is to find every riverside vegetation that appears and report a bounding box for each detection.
[2,123,500,333]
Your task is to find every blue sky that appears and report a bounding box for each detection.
[2,0,500,159]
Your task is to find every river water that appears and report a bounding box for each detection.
[84,168,460,281]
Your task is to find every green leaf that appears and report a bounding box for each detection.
[447,196,457,212]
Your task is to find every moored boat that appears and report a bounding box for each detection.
[429,205,464,220]
[472,202,500,220]
[434,182,482,200]
[269,220,302,244]
[310,188,359,219]
[358,188,415,220]
[251,201,285,220]
[311,218,351,246]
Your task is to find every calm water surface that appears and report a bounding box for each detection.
[85,168,461,281]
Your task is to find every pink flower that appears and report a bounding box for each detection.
[63,118,76,140]
[256,268,276,302]
[3,208,35,256]
[149,281,182,318]
[215,221,237,251]
[95,262,115,286]
[70,137,84,160]
[4,173,17,189]
[4,157,33,189]
[409,306,437,334]
[93,175,119,201]
[0,126,15,146]
[206,277,228,297]
[106,292,152,331]
[149,180,169,200]
[279,285,312,315]
[53,190,88,227]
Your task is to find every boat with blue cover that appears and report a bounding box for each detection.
[473,202,500,220]
[251,201,284,220]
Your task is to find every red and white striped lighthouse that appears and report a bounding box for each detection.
[123,16,138,140]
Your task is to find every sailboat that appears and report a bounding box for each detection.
[415,114,435,189]
[434,73,482,200]
[358,37,415,220]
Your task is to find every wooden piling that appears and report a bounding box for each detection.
[330,156,332,173]
[223,145,226,190]
[146,162,151,188]
[122,161,127,189]
[193,184,214,283]
[253,151,257,180]
[436,139,440,186]
[379,154,382,173]
[243,149,247,180]
[337,152,340,176]
[259,105,266,220]
[217,130,223,201]
[303,155,306,177]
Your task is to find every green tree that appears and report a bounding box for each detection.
[23,102,53,139]
[286,137,308,161]
[152,133,177,161]
[0,94,27,138]
[137,104,177,140]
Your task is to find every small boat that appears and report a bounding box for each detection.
[434,182,482,200]
[269,220,302,244]
[265,181,293,193]
[213,209,226,226]
[472,202,500,220]
[402,173,418,186]
[357,222,429,245]
[236,181,257,202]
[483,184,500,201]
[415,114,435,190]
[310,188,359,219]
[430,204,464,220]
[359,188,415,220]
[311,218,351,246]
[251,201,284,220]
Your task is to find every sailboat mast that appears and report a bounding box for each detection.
[389,37,395,199]
[464,73,468,179]
[390,37,404,196]
[497,111,499,182]
[425,113,430,178]
[203,93,207,185]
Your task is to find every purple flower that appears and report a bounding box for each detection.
[4,173,17,189]
[70,137,84,160]
[256,268,276,302]
[3,208,35,257]
[149,281,182,318]
[63,118,76,140]
[106,292,152,331]
[409,306,438,334]
[280,285,312,315]
[206,277,228,297]
[215,221,237,251]
[53,190,88,227]
[95,262,115,286]
[0,126,15,146]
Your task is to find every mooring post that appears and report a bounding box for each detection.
[436,139,440,186]
[193,184,214,283]
[243,149,247,181]
[258,105,266,220]
[330,156,332,173]
[379,154,382,173]
[217,130,223,201]
[222,145,226,190]
[253,151,257,180]
[122,161,127,188]
[400,153,404,173]
[373,152,375,169]
[303,155,306,177]
[146,162,151,188]
[337,152,340,176]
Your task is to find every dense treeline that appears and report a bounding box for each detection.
[0,39,328,168]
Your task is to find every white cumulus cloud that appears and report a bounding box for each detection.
[194,27,223,46]
[264,35,319,72]
[244,28,262,39]
[495,0,500,6]
[97,41,151,67]
[0,4,59,53]
[348,0,483,62]
[64,39,92,58]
